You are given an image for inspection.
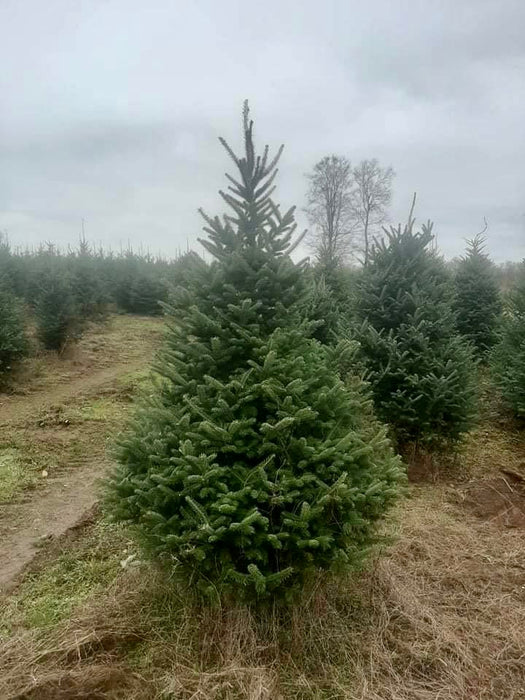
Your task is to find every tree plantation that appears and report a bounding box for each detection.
[1,105,524,698]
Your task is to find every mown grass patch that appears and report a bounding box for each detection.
[0,520,132,635]
[77,397,126,423]
[0,447,33,502]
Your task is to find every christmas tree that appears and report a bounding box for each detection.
[491,264,525,418]
[300,272,344,345]
[68,237,109,320]
[0,284,28,384]
[453,234,501,358]
[355,219,477,451]
[106,104,402,603]
[34,265,82,351]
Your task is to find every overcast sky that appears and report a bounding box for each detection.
[1,0,524,262]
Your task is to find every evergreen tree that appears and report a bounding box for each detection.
[0,233,13,285]
[35,266,82,351]
[355,220,477,451]
[69,237,109,319]
[301,264,360,348]
[106,104,403,603]
[109,250,167,315]
[453,234,501,358]
[0,285,28,384]
[491,264,525,418]
[300,272,343,345]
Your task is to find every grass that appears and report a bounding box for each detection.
[0,447,32,502]
[1,328,525,698]
[1,483,525,699]
[0,316,161,504]
[6,314,163,395]
[1,520,129,634]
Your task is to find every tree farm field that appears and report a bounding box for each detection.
[0,314,523,700]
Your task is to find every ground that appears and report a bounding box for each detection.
[0,316,524,699]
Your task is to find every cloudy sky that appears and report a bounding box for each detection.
[1,0,524,262]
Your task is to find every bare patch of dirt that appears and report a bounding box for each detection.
[0,464,106,592]
[459,474,525,528]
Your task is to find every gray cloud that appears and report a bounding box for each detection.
[1,0,524,261]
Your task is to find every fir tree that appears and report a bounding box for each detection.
[355,219,477,451]
[69,237,109,319]
[0,284,28,384]
[35,266,82,351]
[300,272,344,345]
[106,104,403,603]
[491,264,525,418]
[453,234,501,358]
[109,250,166,315]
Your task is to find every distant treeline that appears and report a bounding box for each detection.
[0,234,196,317]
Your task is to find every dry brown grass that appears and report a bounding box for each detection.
[2,486,524,700]
[2,356,524,699]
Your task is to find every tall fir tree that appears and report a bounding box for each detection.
[453,234,501,358]
[106,104,403,603]
[355,219,477,451]
[491,263,525,418]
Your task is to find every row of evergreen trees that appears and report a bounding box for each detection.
[105,105,524,607]
[0,237,191,382]
[0,237,180,317]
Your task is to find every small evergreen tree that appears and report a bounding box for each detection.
[491,264,525,418]
[453,234,501,358]
[0,285,28,384]
[106,104,403,603]
[0,233,13,285]
[355,220,477,451]
[300,272,343,345]
[35,267,82,351]
[69,237,109,319]
[109,250,167,315]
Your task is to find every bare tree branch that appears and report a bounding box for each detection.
[303,155,356,270]
[351,159,395,266]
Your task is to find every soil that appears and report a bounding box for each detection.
[0,317,162,593]
[0,360,143,427]
[460,473,525,528]
[0,464,105,591]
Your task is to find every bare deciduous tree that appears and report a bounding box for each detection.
[351,159,395,266]
[304,155,355,271]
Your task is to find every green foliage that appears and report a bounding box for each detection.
[453,234,501,358]
[0,233,14,285]
[300,265,360,347]
[107,250,167,315]
[108,329,402,603]
[491,264,525,418]
[0,238,183,318]
[0,286,28,383]
[301,273,344,345]
[34,266,82,351]
[106,104,402,603]
[68,238,109,319]
[0,234,28,378]
[355,220,477,450]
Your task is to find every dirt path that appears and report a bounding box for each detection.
[0,462,105,592]
[0,316,161,593]
[0,358,146,427]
